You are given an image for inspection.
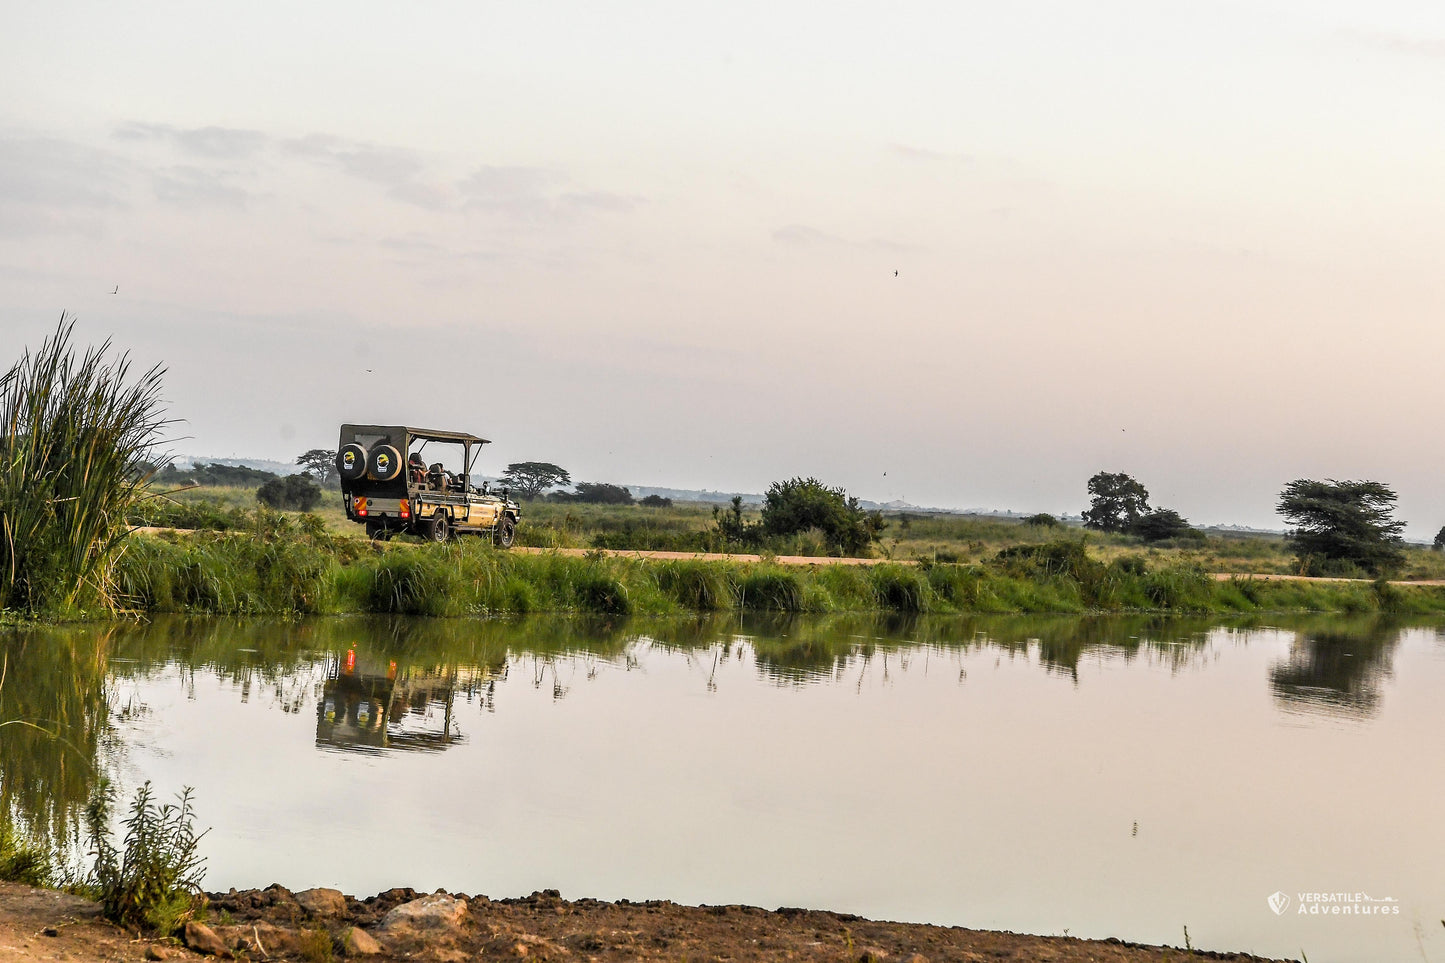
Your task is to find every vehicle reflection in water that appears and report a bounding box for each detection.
[316,647,507,753]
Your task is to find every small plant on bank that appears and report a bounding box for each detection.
[0,816,54,886]
[83,780,207,933]
[300,926,335,963]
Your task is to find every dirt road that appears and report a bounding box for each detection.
[518,546,1445,585]
[513,546,891,566]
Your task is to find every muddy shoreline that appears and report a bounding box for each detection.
[1,881,1297,962]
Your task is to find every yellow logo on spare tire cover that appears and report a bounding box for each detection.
[377,454,389,470]
[344,452,355,467]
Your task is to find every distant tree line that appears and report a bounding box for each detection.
[153,462,280,488]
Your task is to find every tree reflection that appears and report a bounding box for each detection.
[1270,617,1403,719]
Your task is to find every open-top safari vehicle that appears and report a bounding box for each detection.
[335,424,520,545]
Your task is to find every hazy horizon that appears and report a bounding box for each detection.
[4,3,1444,537]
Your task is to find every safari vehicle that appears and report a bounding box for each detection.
[335,424,520,545]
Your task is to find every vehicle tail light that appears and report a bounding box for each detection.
[344,649,356,674]
[355,496,368,517]
[399,499,410,520]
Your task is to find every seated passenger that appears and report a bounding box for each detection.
[408,453,428,486]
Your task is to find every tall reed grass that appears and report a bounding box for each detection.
[0,317,168,613]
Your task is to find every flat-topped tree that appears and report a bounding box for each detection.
[295,448,337,483]
[1278,479,1405,576]
[500,462,571,500]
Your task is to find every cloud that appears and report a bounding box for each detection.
[282,133,447,208]
[152,165,251,209]
[772,224,832,245]
[114,122,268,159]
[771,223,913,252]
[458,165,559,217]
[0,135,131,236]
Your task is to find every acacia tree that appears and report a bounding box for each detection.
[499,462,571,500]
[1277,479,1405,576]
[1081,471,1150,533]
[295,449,336,484]
[1433,525,1445,552]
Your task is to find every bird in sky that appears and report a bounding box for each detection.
[110,285,118,294]
[893,270,898,277]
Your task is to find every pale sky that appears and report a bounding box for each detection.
[3,2,1443,535]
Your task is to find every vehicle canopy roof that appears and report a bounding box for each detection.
[341,424,491,446]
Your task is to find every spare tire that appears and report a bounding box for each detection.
[337,443,368,481]
[368,444,403,482]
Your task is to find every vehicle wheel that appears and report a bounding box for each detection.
[493,515,516,549]
[427,511,450,543]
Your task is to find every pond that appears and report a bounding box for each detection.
[3,613,1442,962]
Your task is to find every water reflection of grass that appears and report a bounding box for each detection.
[0,629,110,845]
[4,612,1437,867]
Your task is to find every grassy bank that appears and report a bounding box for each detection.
[138,484,1445,581]
[106,522,1445,618]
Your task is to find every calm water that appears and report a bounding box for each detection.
[3,614,1443,962]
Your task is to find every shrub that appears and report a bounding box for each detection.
[84,781,207,933]
[256,474,322,511]
[1131,509,1203,544]
[555,482,634,504]
[639,494,673,508]
[1022,513,1061,527]
[759,477,884,556]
